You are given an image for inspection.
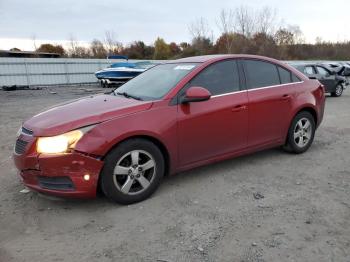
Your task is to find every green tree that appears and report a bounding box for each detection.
[153,38,171,59]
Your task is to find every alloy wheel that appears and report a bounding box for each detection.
[113,150,156,195]
[293,117,312,148]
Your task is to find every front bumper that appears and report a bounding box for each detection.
[13,142,104,198]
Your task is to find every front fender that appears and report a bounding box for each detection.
[74,103,179,174]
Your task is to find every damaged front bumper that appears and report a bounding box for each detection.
[13,135,104,198]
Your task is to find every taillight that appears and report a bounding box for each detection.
[320,84,325,91]
[318,84,325,96]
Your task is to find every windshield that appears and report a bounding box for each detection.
[114,63,199,101]
[110,62,135,68]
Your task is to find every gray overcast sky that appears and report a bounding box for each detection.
[0,0,349,50]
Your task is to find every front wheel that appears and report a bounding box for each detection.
[283,111,316,154]
[100,139,165,204]
[331,84,343,97]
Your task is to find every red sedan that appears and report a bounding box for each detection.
[13,55,325,204]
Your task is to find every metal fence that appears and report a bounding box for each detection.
[0,58,152,87]
[2,58,348,87]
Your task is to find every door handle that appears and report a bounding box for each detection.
[281,94,291,100]
[231,105,247,112]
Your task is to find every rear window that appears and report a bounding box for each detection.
[278,66,292,84]
[292,74,301,82]
[244,60,280,89]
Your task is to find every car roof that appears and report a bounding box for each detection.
[170,54,308,82]
[289,62,327,69]
[174,54,283,64]
[288,62,330,67]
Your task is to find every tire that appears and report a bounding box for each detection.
[100,138,165,204]
[283,111,316,154]
[331,84,343,97]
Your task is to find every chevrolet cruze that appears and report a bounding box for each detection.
[13,55,325,204]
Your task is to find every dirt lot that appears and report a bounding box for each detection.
[0,86,349,262]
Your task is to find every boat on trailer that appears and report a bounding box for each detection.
[95,55,157,88]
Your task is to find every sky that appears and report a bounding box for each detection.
[0,0,349,51]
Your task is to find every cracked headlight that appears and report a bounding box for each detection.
[36,125,95,154]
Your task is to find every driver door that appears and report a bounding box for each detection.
[176,60,248,167]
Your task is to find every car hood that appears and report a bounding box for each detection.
[23,94,153,136]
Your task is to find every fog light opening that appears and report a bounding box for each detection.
[83,174,90,181]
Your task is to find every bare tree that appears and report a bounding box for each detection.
[104,31,122,55]
[90,39,107,58]
[74,46,91,58]
[274,28,295,46]
[31,34,38,52]
[288,25,305,44]
[217,9,235,35]
[256,6,277,35]
[188,17,213,41]
[216,9,235,53]
[68,34,79,57]
[233,6,256,38]
[188,17,214,55]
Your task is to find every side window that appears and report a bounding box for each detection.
[292,74,301,82]
[304,66,315,75]
[244,60,280,89]
[316,66,329,76]
[278,66,292,84]
[189,60,240,95]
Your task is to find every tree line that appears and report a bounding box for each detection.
[15,6,350,61]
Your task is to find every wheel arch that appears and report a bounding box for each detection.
[101,134,171,177]
[284,106,318,145]
[295,107,318,127]
[96,134,172,196]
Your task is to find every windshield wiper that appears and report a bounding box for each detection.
[116,91,142,101]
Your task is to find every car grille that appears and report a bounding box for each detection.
[21,127,33,136]
[38,176,75,191]
[15,139,28,154]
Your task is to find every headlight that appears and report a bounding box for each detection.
[36,125,95,154]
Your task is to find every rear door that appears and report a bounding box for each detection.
[315,66,336,92]
[177,60,248,166]
[242,59,298,147]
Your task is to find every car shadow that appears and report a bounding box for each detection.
[160,147,283,188]
[28,147,296,209]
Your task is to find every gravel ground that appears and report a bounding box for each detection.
[0,85,349,262]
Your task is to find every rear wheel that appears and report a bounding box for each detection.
[283,111,315,154]
[331,84,343,97]
[101,139,165,204]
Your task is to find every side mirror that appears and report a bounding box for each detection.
[181,86,211,103]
